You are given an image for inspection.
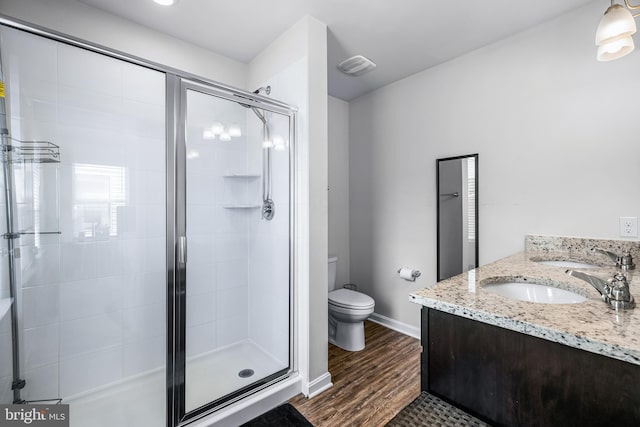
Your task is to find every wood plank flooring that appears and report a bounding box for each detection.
[289,321,421,427]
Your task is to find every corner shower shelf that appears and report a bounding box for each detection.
[1,138,60,164]
[223,204,261,209]
[5,230,62,239]
[0,298,12,322]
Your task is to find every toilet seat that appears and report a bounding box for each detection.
[329,289,375,310]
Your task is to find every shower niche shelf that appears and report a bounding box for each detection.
[222,173,261,210]
[223,173,260,178]
[222,204,261,209]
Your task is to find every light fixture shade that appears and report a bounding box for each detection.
[596,4,637,46]
[219,132,231,142]
[154,0,176,6]
[597,35,635,61]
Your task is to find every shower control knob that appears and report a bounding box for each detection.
[262,199,275,221]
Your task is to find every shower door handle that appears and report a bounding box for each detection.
[178,236,187,265]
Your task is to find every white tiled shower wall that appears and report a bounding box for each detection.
[0,27,167,402]
[185,90,253,358]
[247,62,305,367]
[184,86,293,368]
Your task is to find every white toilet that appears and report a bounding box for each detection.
[328,256,375,351]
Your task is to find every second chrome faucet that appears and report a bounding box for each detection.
[591,247,636,271]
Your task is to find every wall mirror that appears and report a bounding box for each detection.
[437,154,478,281]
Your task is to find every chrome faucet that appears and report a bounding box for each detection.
[566,270,635,310]
[591,247,636,271]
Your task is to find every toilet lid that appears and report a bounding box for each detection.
[329,289,375,309]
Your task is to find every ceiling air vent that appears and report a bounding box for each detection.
[337,55,377,76]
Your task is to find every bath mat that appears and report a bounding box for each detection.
[241,403,313,427]
[386,392,489,427]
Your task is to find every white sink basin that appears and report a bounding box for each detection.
[536,260,600,269]
[483,279,587,304]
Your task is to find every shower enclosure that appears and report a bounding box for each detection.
[176,80,294,420]
[0,21,296,427]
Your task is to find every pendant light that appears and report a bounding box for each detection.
[596,1,640,61]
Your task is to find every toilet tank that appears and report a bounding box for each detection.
[328,256,338,291]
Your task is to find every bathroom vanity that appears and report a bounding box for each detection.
[410,236,640,426]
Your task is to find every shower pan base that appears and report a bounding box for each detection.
[186,340,287,411]
[65,340,286,427]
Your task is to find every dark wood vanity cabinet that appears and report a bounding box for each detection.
[421,308,640,426]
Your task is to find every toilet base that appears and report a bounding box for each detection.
[329,318,365,351]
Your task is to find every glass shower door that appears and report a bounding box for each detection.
[178,82,293,416]
[0,25,167,427]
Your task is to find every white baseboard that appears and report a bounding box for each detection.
[305,372,332,399]
[369,313,420,339]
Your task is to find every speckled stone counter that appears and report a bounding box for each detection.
[409,235,640,365]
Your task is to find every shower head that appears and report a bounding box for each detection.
[253,86,271,95]
[236,85,271,117]
[235,86,271,123]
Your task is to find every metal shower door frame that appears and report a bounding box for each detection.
[168,77,298,427]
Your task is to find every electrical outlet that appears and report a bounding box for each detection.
[619,216,638,237]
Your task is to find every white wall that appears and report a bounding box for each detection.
[248,16,330,397]
[0,0,247,88]
[349,2,640,328]
[301,16,329,397]
[328,97,350,288]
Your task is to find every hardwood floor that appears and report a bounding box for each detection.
[289,321,421,427]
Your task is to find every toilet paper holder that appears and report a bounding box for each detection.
[397,267,421,281]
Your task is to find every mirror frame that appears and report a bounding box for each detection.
[436,153,479,281]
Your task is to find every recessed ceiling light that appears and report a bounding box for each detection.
[337,55,377,76]
[154,0,176,6]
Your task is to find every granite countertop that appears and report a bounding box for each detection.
[409,235,640,366]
